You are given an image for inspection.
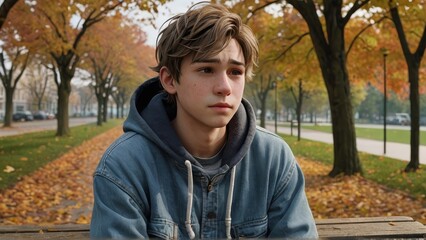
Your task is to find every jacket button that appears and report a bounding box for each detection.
[207,212,216,219]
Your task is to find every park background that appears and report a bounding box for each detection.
[0,0,425,226]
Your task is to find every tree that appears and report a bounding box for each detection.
[75,83,95,117]
[81,13,153,125]
[303,87,328,124]
[0,1,34,127]
[289,78,304,141]
[246,74,277,128]
[25,0,165,136]
[282,0,373,176]
[24,59,51,111]
[239,7,302,128]
[227,0,375,176]
[387,0,426,172]
[357,84,383,122]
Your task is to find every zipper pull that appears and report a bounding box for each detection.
[208,181,214,192]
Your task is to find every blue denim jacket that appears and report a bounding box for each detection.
[90,78,318,239]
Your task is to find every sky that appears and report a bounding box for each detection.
[141,0,205,47]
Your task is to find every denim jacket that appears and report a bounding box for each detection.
[90,77,318,239]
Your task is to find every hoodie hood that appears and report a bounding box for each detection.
[123,77,257,169]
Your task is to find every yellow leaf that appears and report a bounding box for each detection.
[20,157,28,161]
[3,165,15,173]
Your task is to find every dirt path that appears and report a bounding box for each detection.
[0,126,425,225]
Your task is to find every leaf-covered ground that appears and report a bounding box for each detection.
[0,126,425,225]
[0,126,123,225]
[299,157,426,224]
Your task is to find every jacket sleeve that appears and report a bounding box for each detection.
[90,175,148,239]
[267,152,318,238]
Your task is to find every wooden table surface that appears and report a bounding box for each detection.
[0,216,425,239]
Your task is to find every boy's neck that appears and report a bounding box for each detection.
[172,119,227,159]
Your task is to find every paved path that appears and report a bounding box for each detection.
[0,118,97,137]
[265,124,426,165]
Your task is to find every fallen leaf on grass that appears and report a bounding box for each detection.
[3,165,15,173]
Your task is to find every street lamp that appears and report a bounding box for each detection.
[272,75,285,134]
[381,47,389,155]
[271,80,278,133]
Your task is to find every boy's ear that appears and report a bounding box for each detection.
[159,67,177,94]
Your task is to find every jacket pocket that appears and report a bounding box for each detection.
[147,218,178,239]
[232,216,268,238]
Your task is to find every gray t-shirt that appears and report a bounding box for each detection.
[193,143,225,177]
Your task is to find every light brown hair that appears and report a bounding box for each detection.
[152,2,258,82]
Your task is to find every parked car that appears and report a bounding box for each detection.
[33,111,48,120]
[387,113,411,126]
[12,111,34,121]
[46,112,55,119]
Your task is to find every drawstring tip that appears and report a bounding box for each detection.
[185,222,195,239]
[225,218,232,239]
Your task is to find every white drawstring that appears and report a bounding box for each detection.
[185,160,196,239]
[185,160,237,239]
[225,166,236,239]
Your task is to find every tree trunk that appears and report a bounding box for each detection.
[56,81,71,136]
[296,80,303,141]
[109,102,113,119]
[259,96,267,128]
[96,95,103,126]
[120,102,125,118]
[406,67,420,172]
[328,79,361,176]
[102,97,108,122]
[115,102,120,119]
[388,4,425,172]
[37,99,42,111]
[52,52,79,137]
[3,88,14,127]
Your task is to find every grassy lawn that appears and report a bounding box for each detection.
[282,134,426,199]
[0,119,123,190]
[280,122,426,145]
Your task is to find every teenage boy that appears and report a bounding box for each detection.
[90,2,318,239]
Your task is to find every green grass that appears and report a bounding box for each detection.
[282,134,426,199]
[0,119,123,190]
[294,124,426,145]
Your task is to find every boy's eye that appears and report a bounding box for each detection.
[230,69,243,75]
[199,67,213,74]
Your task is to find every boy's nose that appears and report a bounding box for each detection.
[214,73,232,96]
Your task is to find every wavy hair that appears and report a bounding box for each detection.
[151,2,258,82]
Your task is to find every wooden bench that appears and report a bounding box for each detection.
[316,216,426,238]
[0,216,425,239]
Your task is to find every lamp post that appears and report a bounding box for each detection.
[272,80,278,133]
[381,48,389,155]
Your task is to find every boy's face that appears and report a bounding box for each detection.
[172,39,246,130]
